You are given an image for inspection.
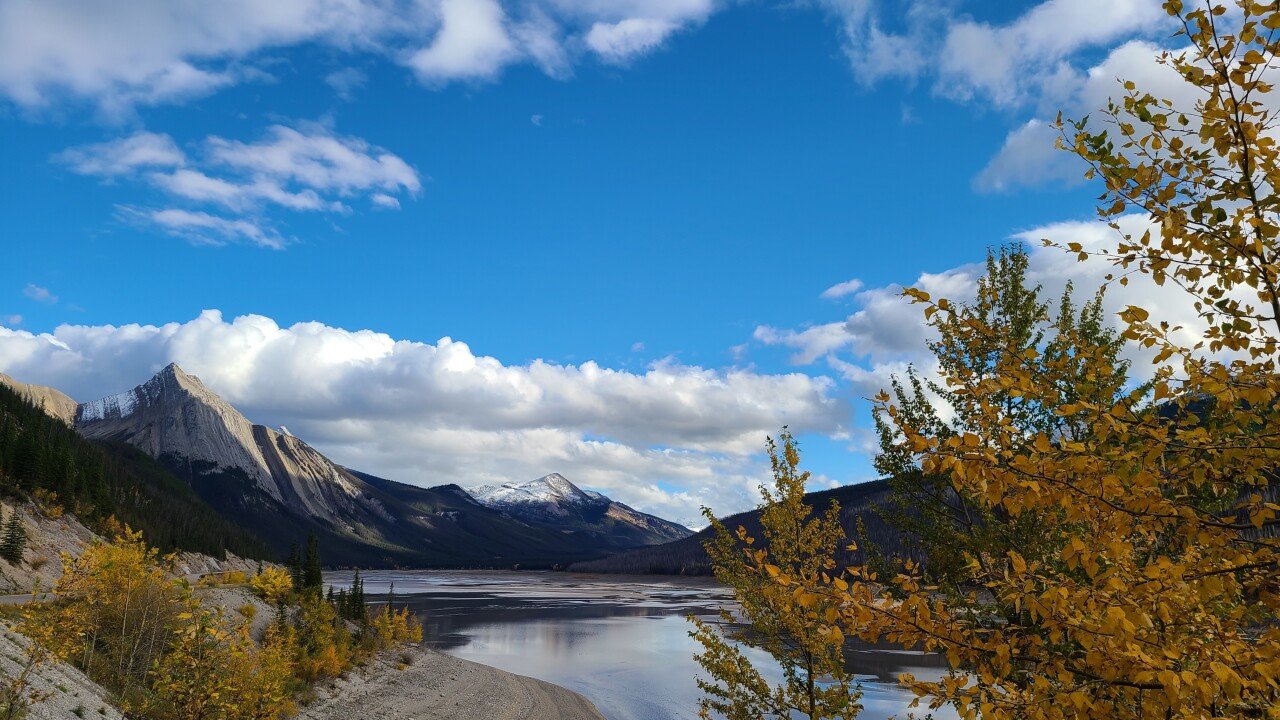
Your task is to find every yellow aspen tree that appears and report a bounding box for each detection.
[690,430,862,720]
[145,608,235,720]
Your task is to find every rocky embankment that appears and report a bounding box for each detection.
[0,624,125,720]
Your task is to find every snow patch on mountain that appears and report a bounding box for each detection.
[470,473,597,508]
[77,389,140,422]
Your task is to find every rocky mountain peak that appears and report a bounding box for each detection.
[467,473,693,546]
[471,473,597,507]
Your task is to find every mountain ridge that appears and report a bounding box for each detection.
[33,363,692,566]
[469,473,693,546]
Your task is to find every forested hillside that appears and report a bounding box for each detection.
[568,479,908,575]
[0,382,267,559]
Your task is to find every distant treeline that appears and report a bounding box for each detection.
[0,383,268,559]
[568,480,914,575]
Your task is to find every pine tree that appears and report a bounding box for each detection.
[287,542,302,589]
[335,588,348,619]
[350,569,366,622]
[302,534,322,592]
[0,509,26,565]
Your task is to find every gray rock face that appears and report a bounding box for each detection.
[0,372,78,425]
[75,364,371,525]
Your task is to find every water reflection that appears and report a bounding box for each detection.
[325,570,955,720]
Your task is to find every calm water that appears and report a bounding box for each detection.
[325,570,954,720]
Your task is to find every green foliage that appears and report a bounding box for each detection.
[870,245,1130,592]
[302,535,323,593]
[0,509,25,564]
[335,569,367,623]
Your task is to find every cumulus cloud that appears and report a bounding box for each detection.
[973,119,1084,193]
[0,310,846,525]
[755,215,1233,404]
[59,123,419,247]
[407,0,517,83]
[22,284,57,303]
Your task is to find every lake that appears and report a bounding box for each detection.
[325,570,954,720]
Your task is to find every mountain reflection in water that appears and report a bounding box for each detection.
[325,570,956,720]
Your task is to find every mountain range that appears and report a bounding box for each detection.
[471,473,691,547]
[1,364,692,567]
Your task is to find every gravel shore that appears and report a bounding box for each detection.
[299,646,607,720]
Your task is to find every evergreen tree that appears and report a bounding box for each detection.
[287,542,302,589]
[302,534,323,592]
[0,507,27,565]
[351,569,366,622]
[335,588,348,619]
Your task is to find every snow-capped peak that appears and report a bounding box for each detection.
[469,473,599,508]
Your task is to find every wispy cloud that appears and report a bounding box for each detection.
[23,284,57,304]
[820,278,864,300]
[59,123,420,248]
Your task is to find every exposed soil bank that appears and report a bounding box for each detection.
[299,646,606,720]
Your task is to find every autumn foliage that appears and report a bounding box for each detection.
[20,528,422,719]
[700,2,1280,719]
[691,431,861,720]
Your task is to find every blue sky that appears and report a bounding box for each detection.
[0,0,1181,525]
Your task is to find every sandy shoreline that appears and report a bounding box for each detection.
[299,646,607,720]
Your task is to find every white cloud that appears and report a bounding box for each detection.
[935,0,1163,108]
[0,0,719,111]
[585,18,679,63]
[370,193,401,209]
[757,214,1234,406]
[324,67,366,100]
[973,119,1084,193]
[820,278,863,300]
[3,315,21,326]
[817,0,931,86]
[811,0,1173,192]
[60,124,419,246]
[22,284,57,304]
[0,0,388,113]
[0,309,846,524]
[754,322,856,366]
[820,0,1165,106]
[407,0,517,83]
[125,208,286,249]
[206,124,420,195]
[53,132,185,176]
[530,113,543,126]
